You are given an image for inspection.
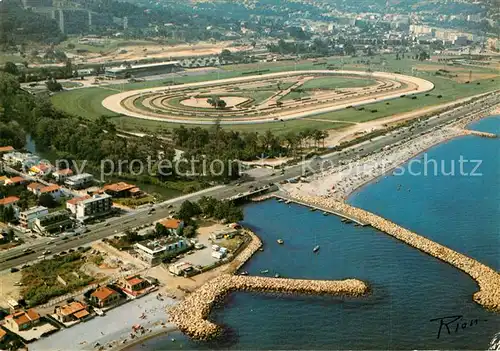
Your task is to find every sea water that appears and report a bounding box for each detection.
[135,116,499,350]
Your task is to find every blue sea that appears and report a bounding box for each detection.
[134,116,500,350]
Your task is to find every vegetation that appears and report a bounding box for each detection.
[21,253,94,307]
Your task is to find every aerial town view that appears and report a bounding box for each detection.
[0,0,498,350]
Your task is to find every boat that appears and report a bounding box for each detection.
[313,245,320,253]
[354,223,360,227]
[274,273,280,278]
[277,199,284,203]
[259,248,264,252]
[323,212,328,216]
[260,269,269,274]
[345,219,353,224]
[239,271,248,276]
[310,208,316,212]
[341,218,347,223]
[277,239,284,244]
[285,200,291,204]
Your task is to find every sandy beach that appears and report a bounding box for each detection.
[30,293,178,351]
[284,103,498,201]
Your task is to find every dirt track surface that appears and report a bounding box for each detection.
[102,70,434,125]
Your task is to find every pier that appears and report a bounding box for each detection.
[169,274,369,340]
[168,228,369,340]
[291,194,500,313]
[460,129,497,139]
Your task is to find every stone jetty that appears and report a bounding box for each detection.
[290,194,500,313]
[169,273,369,340]
[168,229,369,340]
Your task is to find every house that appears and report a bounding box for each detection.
[89,286,121,308]
[102,182,137,198]
[134,237,189,266]
[65,173,94,189]
[53,168,73,182]
[66,195,91,214]
[19,206,49,229]
[4,309,41,332]
[2,152,39,168]
[74,194,112,222]
[38,184,62,201]
[0,196,19,208]
[33,210,72,234]
[54,301,91,324]
[29,163,52,176]
[4,177,26,186]
[158,219,184,236]
[118,275,151,297]
[0,146,14,153]
[168,262,195,277]
[27,182,44,194]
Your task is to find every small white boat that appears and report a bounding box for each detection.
[313,245,320,253]
[277,239,284,244]
[260,269,269,274]
[275,273,280,278]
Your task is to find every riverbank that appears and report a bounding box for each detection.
[284,103,498,201]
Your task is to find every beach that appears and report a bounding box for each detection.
[30,293,178,351]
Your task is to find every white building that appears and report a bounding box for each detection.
[75,194,112,221]
[65,173,94,189]
[134,237,189,266]
[2,152,40,168]
[19,206,49,229]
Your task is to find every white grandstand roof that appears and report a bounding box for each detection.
[105,61,181,73]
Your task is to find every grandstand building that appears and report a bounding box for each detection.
[104,61,181,79]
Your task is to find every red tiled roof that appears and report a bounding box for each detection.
[103,182,135,193]
[0,146,14,153]
[27,182,44,190]
[6,309,40,326]
[39,184,60,193]
[8,176,25,184]
[58,301,87,316]
[91,286,118,301]
[55,168,73,175]
[126,276,143,286]
[159,219,182,229]
[67,195,91,206]
[0,196,19,206]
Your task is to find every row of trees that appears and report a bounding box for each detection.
[178,196,244,224]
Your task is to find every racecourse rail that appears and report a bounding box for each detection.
[102,70,434,125]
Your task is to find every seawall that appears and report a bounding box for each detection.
[168,274,369,340]
[168,229,369,340]
[289,194,500,313]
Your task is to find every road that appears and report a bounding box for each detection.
[0,93,497,271]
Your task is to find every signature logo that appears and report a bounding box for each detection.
[430,315,487,339]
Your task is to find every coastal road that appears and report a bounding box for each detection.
[0,94,498,271]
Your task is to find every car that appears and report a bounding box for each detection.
[249,185,255,189]
[10,267,19,273]
[167,204,174,209]
[77,246,84,251]
[13,281,22,286]
[21,264,30,269]
[68,249,75,253]
[60,251,67,255]
[43,250,51,255]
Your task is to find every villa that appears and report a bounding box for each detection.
[4,309,41,332]
[89,286,121,308]
[158,218,184,236]
[53,301,92,326]
[118,275,153,298]
[53,168,74,182]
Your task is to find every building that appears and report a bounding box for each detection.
[27,182,44,194]
[76,69,94,77]
[0,146,14,153]
[54,301,91,325]
[66,195,91,214]
[0,196,19,208]
[4,177,26,186]
[104,61,180,79]
[118,275,151,297]
[210,228,238,241]
[53,168,73,182]
[103,182,137,198]
[2,152,39,168]
[33,210,72,234]
[65,173,94,189]
[158,219,184,236]
[38,184,63,201]
[29,163,52,176]
[89,286,121,308]
[134,237,189,266]
[4,309,40,332]
[19,206,49,229]
[75,194,112,222]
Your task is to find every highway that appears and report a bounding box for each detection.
[0,92,497,271]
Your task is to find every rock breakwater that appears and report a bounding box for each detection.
[290,194,500,313]
[169,274,369,340]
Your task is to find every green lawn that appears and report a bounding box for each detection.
[279,90,311,101]
[50,55,498,132]
[301,77,376,90]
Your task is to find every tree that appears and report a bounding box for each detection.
[125,229,140,242]
[183,225,197,238]
[4,62,18,75]
[155,223,170,237]
[207,96,227,109]
[0,205,15,223]
[45,79,63,92]
[38,193,56,208]
[178,200,201,223]
[418,51,430,61]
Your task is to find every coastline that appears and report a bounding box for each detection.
[285,103,498,202]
